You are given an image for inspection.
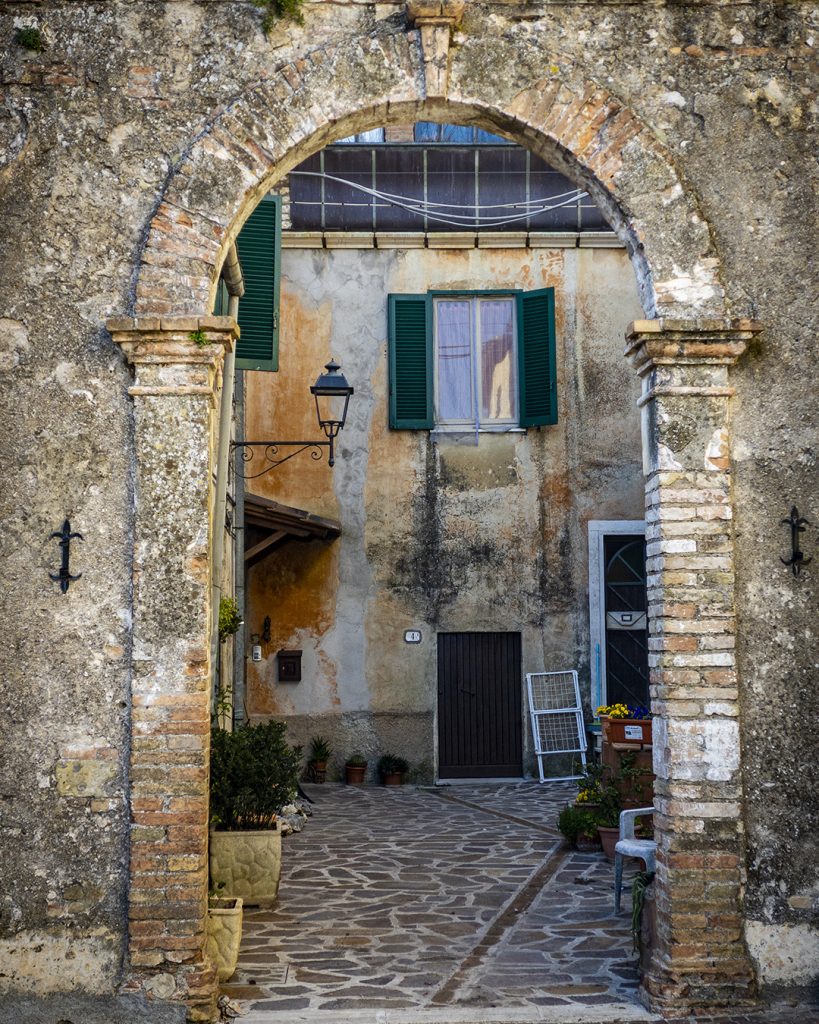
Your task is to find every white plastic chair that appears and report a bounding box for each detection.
[614,806,656,912]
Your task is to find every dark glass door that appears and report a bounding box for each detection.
[604,536,649,707]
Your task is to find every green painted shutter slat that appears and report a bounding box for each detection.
[212,277,229,317]
[517,287,557,427]
[235,195,281,372]
[388,294,432,429]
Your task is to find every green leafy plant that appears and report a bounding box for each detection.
[213,683,233,726]
[16,27,45,52]
[253,0,305,32]
[309,735,331,762]
[557,804,584,844]
[631,870,655,952]
[346,753,367,767]
[557,804,598,846]
[575,759,604,804]
[210,721,301,831]
[377,754,409,777]
[218,597,242,643]
[592,779,624,828]
[189,328,208,347]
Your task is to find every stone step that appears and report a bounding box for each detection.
[241,1002,659,1024]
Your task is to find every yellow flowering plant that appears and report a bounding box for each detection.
[596,703,651,720]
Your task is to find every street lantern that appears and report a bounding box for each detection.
[231,359,355,476]
[310,360,354,466]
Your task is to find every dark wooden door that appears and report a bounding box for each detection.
[437,632,522,779]
[604,536,649,708]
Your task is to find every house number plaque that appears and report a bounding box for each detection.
[404,630,422,644]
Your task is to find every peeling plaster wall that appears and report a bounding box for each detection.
[0,0,816,1002]
[244,244,645,777]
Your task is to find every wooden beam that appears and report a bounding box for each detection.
[245,531,287,566]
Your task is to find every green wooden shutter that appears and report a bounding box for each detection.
[388,294,433,429]
[212,277,229,317]
[517,287,557,426]
[235,194,281,372]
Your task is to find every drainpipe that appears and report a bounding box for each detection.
[232,368,247,728]
[211,248,244,720]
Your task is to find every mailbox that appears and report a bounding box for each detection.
[277,650,302,682]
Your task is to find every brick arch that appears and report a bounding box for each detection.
[134,31,726,321]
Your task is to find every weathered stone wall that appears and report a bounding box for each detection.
[244,242,644,778]
[0,0,816,1010]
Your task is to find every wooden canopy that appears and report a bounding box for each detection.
[243,493,341,568]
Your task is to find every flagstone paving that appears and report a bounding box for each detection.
[223,782,653,1020]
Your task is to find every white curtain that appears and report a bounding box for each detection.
[436,300,474,422]
[480,299,515,422]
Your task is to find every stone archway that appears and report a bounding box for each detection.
[107,13,761,1020]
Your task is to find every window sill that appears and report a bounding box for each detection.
[430,427,526,443]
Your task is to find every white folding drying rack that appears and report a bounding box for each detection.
[526,669,587,782]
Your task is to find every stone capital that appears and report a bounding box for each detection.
[625,318,762,377]
[107,315,238,402]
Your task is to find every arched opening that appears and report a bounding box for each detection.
[220,117,650,1015]
[109,37,756,1017]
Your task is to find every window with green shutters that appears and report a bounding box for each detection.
[234,194,281,372]
[387,288,556,430]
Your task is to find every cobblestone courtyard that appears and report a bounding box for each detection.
[223,782,655,1021]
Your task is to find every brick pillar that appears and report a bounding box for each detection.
[107,316,237,1020]
[626,318,762,1012]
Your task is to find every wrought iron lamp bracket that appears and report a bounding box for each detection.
[231,440,335,479]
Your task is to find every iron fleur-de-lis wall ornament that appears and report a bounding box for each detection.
[780,506,812,577]
[49,518,83,593]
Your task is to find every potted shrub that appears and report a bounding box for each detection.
[209,720,300,906]
[206,894,243,982]
[308,735,331,783]
[345,753,367,784]
[558,805,601,852]
[378,754,409,786]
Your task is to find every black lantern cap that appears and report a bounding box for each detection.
[310,359,354,399]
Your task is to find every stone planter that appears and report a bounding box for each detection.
[206,897,243,982]
[209,828,282,907]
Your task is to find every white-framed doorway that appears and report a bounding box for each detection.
[587,519,646,711]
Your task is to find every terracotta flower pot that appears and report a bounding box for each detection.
[576,831,602,852]
[345,763,367,784]
[382,771,402,786]
[604,717,652,747]
[597,825,620,861]
[310,759,327,783]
